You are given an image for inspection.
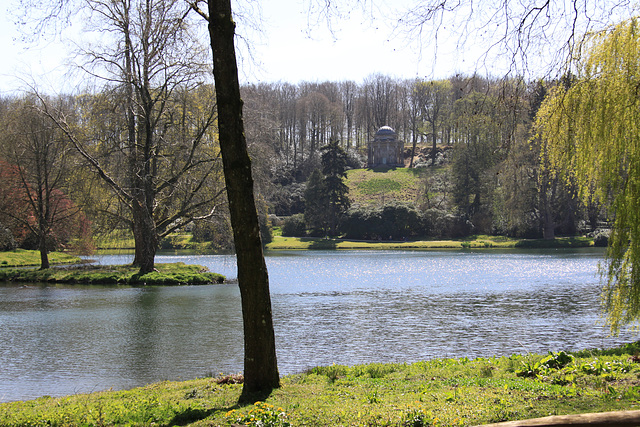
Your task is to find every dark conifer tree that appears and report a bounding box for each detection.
[304,168,328,234]
[320,140,350,235]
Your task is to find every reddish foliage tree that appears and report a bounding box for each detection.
[0,159,92,253]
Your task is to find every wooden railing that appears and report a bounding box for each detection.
[474,410,640,426]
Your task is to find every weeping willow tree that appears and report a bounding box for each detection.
[533,18,640,333]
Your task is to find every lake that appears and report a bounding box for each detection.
[0,248,636,403]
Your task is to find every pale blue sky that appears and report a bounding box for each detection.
[1,0,489,95]
[5,0,593,95]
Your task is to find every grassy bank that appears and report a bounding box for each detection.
[0,262,225,285]
[266,235,594,250]
[2,343,640,426]
[0,249,81,267]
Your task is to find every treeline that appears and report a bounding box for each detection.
[0,88,227,267]
[242,74,607,241]
[0,73,609,257]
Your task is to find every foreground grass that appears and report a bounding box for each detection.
[0,249,81,267]
[2,343,640,426]
[0,262,225,285]
[266,235,594,250]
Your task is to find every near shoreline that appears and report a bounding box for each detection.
[1,342,639,426]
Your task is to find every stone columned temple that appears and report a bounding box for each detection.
[367,126,404,168]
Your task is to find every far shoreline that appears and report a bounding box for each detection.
[264,234,597,251]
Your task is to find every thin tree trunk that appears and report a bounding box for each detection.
[38,233,49,270]
[38,191,49,270]
[431,122,438,166]
[409,132,417,168]
[539,173,555,240]
[207,0,280,401]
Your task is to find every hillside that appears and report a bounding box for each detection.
[346,165,447,208]
[346,167,424,206]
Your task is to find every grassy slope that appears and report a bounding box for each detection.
[0,249,81,267]
[0,262,225,285]
[2,344,640,426]
[346,167,428,207]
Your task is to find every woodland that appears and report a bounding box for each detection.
[0,73,607,257]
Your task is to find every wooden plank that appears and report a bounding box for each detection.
[473,410,640,426]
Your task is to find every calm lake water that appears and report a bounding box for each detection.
[0,248,637,402]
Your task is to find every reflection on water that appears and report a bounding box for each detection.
[0,249,635,402]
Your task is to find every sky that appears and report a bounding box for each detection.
[0,0,491,95]
[3,0,636,95]
[237,0,466,84]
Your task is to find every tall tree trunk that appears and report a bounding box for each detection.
[537,153,556,240]
[207,0,280,401]
[409,131,417,168]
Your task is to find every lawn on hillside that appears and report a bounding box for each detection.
[346,167,430,206]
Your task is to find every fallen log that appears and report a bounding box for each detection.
[474,410,640,427]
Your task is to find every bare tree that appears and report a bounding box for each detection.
[399,0,638,78]
[1,95,81,268]
[37,0,222,274]
[415,79,452,165]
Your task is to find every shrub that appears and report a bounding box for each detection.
[281,214,307,237]
[421,209,473,238]
[191,218,233,250]
[592,229,610,247]
[0,225,16,251]
[340,202,426,240]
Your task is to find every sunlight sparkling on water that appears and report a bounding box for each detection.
[1,248,633,402]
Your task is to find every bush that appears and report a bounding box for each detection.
[421,209,473,239]
[191,218,234,250]
[340,202,426,240]
[281,214,306,237]
[272,182,306,216]
[592,229,610,247]
[19,232,60,251]
[259,211,273,245]
[0,225,16,251]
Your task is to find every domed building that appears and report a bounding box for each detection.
[367,126,404,168]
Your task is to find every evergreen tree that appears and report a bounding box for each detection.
[304,168,328,234]
[321,140,351,235]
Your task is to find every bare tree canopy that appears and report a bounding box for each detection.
[398,0,638,77]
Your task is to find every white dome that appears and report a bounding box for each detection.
[376,126,396,136]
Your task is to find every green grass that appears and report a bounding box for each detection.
[266,235,593,250]
[0,249,81,267]
[357,178,404,194]
[2,345,640,426]
[0,262,225,285]
[346,167,428,206]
